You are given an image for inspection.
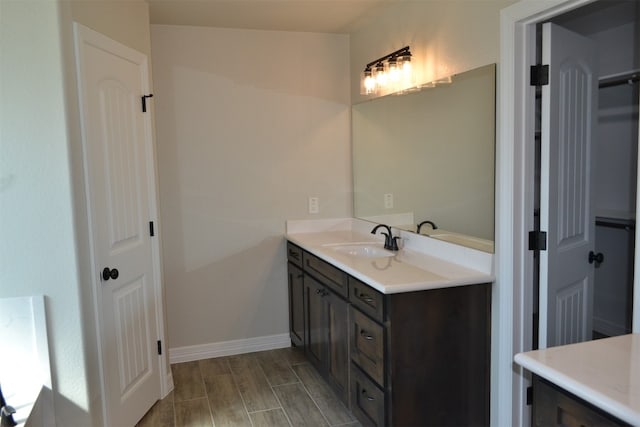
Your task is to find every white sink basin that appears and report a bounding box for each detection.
[328,243,395,258]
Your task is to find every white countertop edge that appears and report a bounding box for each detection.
[348,273,494,294]
[514,352,640,426]
[286,233,495,295]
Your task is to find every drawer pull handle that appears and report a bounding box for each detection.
[288,250,300,260]
[358,292,375,304]
[362,389,375,401]
[316,288,329,297]
[360,329,374,341]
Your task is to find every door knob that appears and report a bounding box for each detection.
[102,267,119,281]
[588,251,604,266]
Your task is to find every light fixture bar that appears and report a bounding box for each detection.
[364,46,411,70]
[361,46,412,95]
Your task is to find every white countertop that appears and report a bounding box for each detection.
[514,334,640,425]
[286,227,494,294]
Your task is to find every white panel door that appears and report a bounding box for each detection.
[74,25,160,426]
[540,22,598,348]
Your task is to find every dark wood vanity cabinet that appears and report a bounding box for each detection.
[532,375,630,427]
[349,277,492,427]
[286,241,492,426]
[287,242,304,347]
[288,245,350,403]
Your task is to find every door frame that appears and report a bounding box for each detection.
[495,0,640,425]
[73,22,171,425]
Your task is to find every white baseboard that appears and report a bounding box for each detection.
[169,333,291,364]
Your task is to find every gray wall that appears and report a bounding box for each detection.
[1,2,90,425]
[152,0,518,355]
[151,25,352,351]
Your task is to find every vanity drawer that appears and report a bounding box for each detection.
[350,306,384,386]
[303,251,348,298]
[349,277,384,322]
[287,242,303,268]
[351,363,386,427]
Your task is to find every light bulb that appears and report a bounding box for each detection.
[402,60,412,76]
[375,62,388,87]
[388,58,400,82]
[400,53,412,76]
[398,51,413,89]
[361,68,376,95]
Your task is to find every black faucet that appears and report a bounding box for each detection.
[371,224,400,251]
[417,220,438,234]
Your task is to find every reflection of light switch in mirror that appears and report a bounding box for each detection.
[384,193,393,209]
[308,197,319,214]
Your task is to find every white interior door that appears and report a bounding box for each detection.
[540,22,598,348]
[74,24,161,426]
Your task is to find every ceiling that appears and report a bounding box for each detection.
[147,0,393,34]
[553,0,638,36]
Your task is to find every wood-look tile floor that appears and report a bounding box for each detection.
[137,347,360,427]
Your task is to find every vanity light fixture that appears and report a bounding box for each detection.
[361,46,412,95]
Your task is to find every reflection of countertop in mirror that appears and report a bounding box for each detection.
[423,229,494,253]
[286,218,494,294]
[514,334,640,426]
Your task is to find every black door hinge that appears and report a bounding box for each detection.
[157,340,162,355]
[528,231,547,251]
[141,94,154,112]
[526,386,533,405]
[149,221,155,237]
[530,64,549,86]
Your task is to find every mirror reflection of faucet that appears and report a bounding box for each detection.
[416,220,438,234]
[371,256,396,270]
[370,224,400,251]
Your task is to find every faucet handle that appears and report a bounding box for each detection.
[382,234,400,251]
[389,236,400,251]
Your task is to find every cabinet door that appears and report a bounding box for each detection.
[533,376,628,427]
[288,262,304,347]
[325,291,349,403]
[304,275,326,369]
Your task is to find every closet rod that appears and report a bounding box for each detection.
[595,219,635,231]
[599,73,640,89]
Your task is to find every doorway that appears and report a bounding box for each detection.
[495,0,640,426]
[533,1,639,349]
[74,23,169,426]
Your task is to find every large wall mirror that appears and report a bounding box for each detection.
[352,63,496,253]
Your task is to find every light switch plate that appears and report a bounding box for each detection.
[308,197,319,214]
[384,193,394,209]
